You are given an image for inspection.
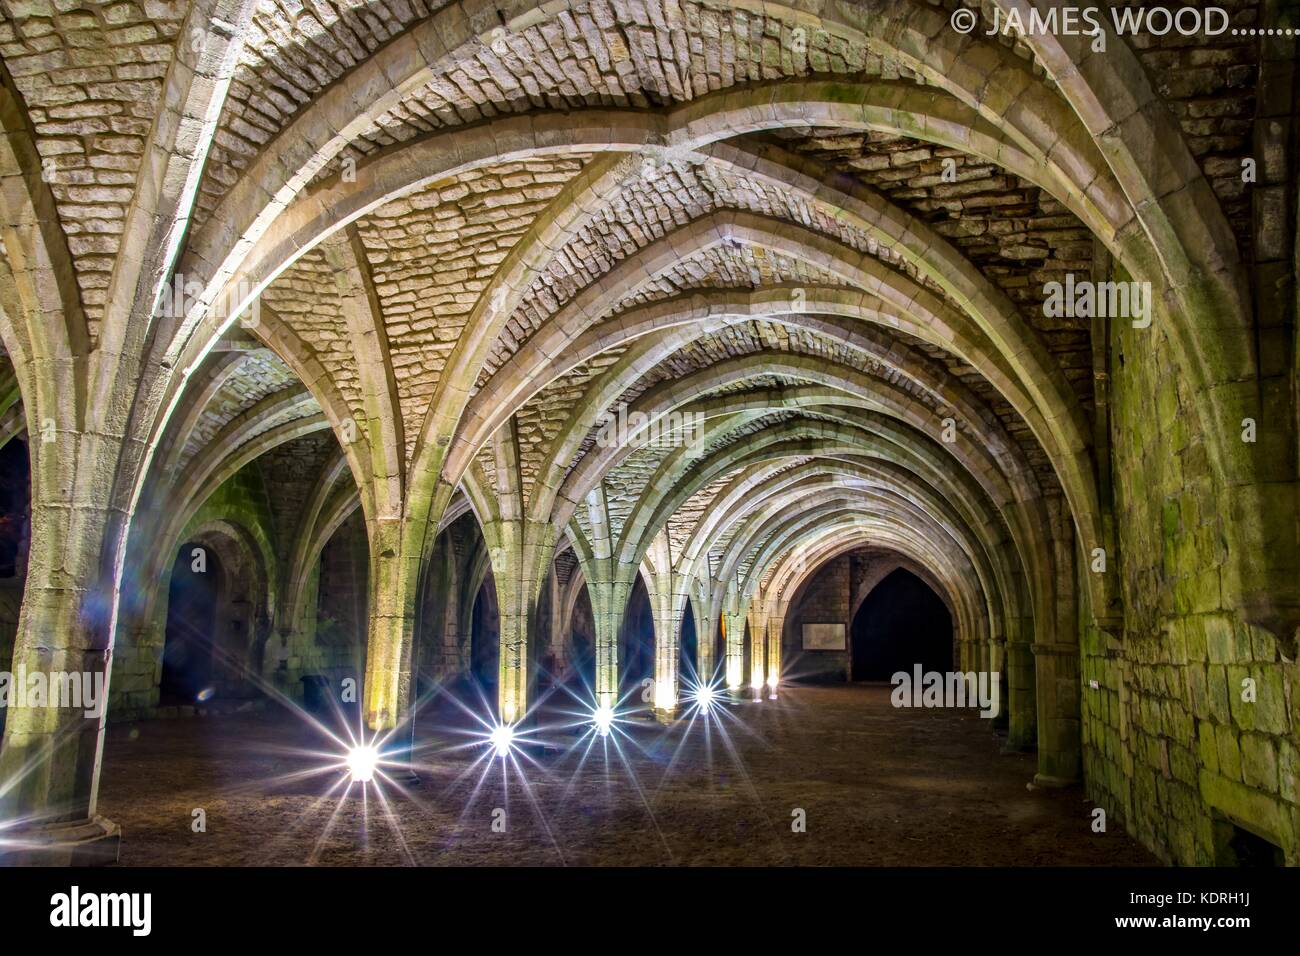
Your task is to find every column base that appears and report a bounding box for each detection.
[0,815,121,866]
[653,707,677,725]
[1031,773,1078,789]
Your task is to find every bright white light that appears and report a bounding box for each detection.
[696,685,716,711]
[347,744,379,784]
[490,723,514,758]
[593,704,615,736]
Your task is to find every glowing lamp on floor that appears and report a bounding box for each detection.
[346,744,379,784]
[592,704,615,736]
[490,723,515,758]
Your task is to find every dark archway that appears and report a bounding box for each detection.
[570,584,595,692]
[680,602,697,679]
[0,439,30,733]
[851,568,952,681]
[0,438,30,580]
[714,618,725,680]
[742,619,752,684]
[413,529,456,704]
[160,544,222,703]
[530,568,555,696]
[470,573,499,691]
[619,575,654,693]
[315,513,367,690]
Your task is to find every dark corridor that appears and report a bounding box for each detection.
[160,544,222,703]
[850,569,952,681]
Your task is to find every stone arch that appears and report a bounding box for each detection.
[850,555,958,629]
[849,566,956,681]
[158,516,274,705]
[618,567,657,694]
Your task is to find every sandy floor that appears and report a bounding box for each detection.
[97,683,1156,866]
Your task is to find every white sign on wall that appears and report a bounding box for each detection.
[803,623,845,651]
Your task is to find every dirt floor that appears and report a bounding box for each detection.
[97,683,1157,866]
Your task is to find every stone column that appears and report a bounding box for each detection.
[645,576,681,721]
[689,590,715,688]
[363,617,406,734]
[0,590,121,863]
[363,516,432,789]
[591,609,619,712]
[588,580,628,714]
[1032,642,1082,785]
[361,524,419,733]
[483,518,556,725]
[640,535,682,721]
[650,605,679,720]
[0,449,122,863]
[988,637,1009,731]
[723,608,746,694]
[1004,640,1037,752]
[746,605,767,698]
[766,613,784,696]
[579,572,630,715]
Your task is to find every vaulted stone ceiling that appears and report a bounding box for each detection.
[0,0,1293,869]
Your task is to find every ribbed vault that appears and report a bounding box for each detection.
[0,0,1294,868]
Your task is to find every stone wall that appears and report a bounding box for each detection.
[784,554,851,683]
[1089,304,1298,865]
[414,522,489,690]
[107,449,370,719]
[294,509,367,703]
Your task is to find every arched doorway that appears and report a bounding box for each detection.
[619,575,654,694]
[714,618,725,681]
[742,619,752,685]
[0,438,28,737]
[850,568,952,681]
[569,585,595,692]
[470,573,499,692]
[0,438,30,580]
[313,513,368,705]
[160,543,223,703]
[680,602,697,679]
[530,568,555,695]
